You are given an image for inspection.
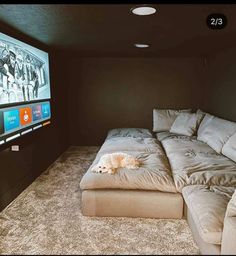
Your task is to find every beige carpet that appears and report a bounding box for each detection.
[0,146,200,255]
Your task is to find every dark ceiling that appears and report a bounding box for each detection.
[0,4,236,57]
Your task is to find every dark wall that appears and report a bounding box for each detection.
[204,47,236,122]
[68,57,205,145]
[0,25,69,211]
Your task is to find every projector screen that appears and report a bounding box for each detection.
[0,32,51,105]
[0,32,51,146]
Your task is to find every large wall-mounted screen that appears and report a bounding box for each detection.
[0,32,51,105]
[0,32,51,146]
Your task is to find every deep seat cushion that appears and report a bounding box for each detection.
[182,185,235,245]
[99,137,163,154]
[161,135,236,192]
[106,128,153,139]
[80,150,177,193]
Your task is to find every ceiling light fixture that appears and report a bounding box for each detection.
[131,6,156,16]
[134,43,150,48]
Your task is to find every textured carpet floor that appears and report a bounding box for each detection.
[0,146,200,255]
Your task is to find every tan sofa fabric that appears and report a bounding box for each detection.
[153,109,191,132]
[182,185,234,245]
[82,189,183,219]
[197,114,236,154]
[156,131,174,141]
[107,128,153,139]
[196,109,206,129]
[222,132,236,163]
[187,206,221,255]
[156,132,197,142]
[170,113,198,136]
[161,135,236,192]
[221,189,236,255]
[225,188,236,217]
[80,150,177,193]
[100,137,163,154]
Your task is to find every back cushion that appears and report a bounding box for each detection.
[222,133,236,163]
[170,112,198,136]
[153,109,191,132]
[197,114,236,153]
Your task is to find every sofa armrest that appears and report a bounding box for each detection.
[221,189,236,255]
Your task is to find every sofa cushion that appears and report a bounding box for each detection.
[170,112,198,136]
[222,132,236,163]
[161,135,236,192]
[197,114,236,154]
[153,109,191,132]
[80,150,177,193]
[100,137,163,154]
[183,185,235,244]
[106,128,153,139]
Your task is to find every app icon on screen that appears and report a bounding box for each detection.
[20,107,32,126]
[32,104,42,121]
[0,111,4,135]
[41,102,51,119]
[4,109,20,132]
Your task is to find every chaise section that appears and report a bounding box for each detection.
[82,189,183,218]
[182,185,235,255]
[80,128,183,218]
[161,135,236,192]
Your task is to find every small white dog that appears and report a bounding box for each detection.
[91,152,140,174]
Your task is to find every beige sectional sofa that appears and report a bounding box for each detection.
[80,111,236,255]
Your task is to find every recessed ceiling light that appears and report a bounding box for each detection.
[131,6,156,16]
[134,43,150,48]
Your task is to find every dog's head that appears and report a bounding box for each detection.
[91,164,113,174]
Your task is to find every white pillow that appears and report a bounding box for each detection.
[153,109,191,132]
[197,114,236,153]
[170,113,198,136]
[222,133,236,163]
